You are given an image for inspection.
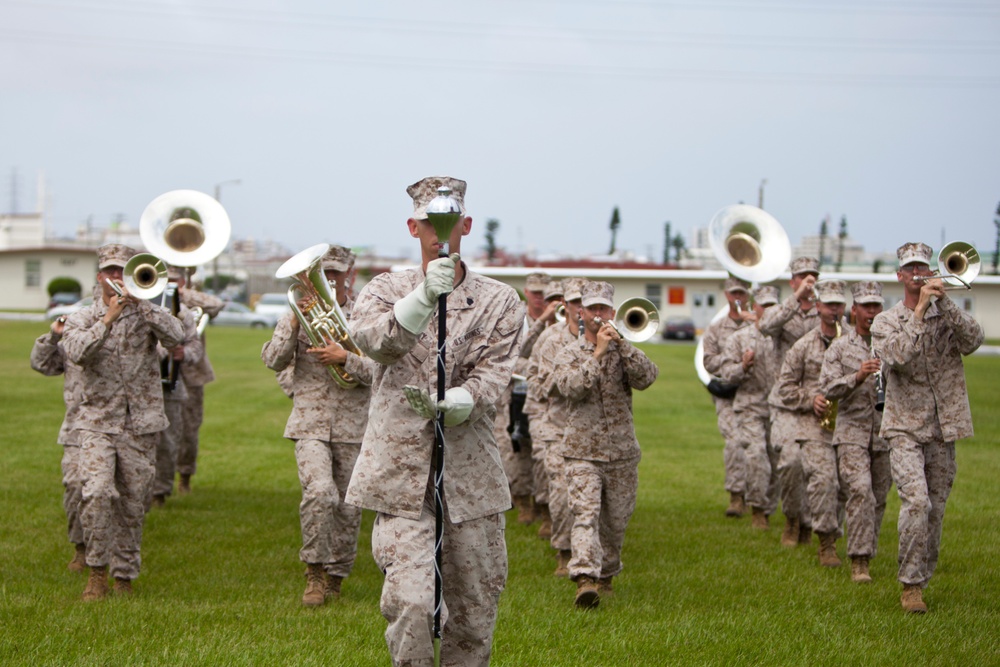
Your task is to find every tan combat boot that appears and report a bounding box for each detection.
[113,577,133,596]
[780,516,800,547]
[901,584,928,613]
[536,504,552,539]
[725,493,745,518]
[851,556,872,583]
[554,550,571,578]
[324,573,342,601]
[513,495,536,525]
[179,474,192,495]
[798,523,813,546]
[817,532,842,567]
[151,494,166,508]
[574,576,600,609]
[750,507,769,530]
[68,543,87,573]
[302,564,326,607]
[82,565,109,601]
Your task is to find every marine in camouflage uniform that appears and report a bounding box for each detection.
[345,177,524,667]
[701,277,752,517]
[151,294,204,507]
[759,256,821,543]
[819,281,892,583]
[718,286,782,529]
[872,242,984,613]
[177,274,226,494]
[61,243,184,600]
[30,316,88,572]
[553,281,658,609]
[770,279,848,566]
[262,245,374,606]
[524,277,585,574]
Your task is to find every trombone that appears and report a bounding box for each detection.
[914,241,980,291]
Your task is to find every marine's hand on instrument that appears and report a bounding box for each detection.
[51,318,66,335]
[856,358,881,382]
[738,309,758,323]
[812,394,829,417]
[170,345,185,362]
[393,253,460,335]
[794,274,817,301]
[403,385,474,426]
[741,349,755,372]
[915,277,946,319]
[307,342,348,366]
[540,300,561,324]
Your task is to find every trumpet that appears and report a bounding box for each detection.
[595,297,660,343]
[913,241,980,291]
[275,243,364,389]
[555,304,567,323]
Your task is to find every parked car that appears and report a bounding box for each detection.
[47,296,93,320]
[211,301,279,329]
[254,292,292,318]
[662,316,696,340]
[48,292,81,310]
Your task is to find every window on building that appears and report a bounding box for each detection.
[961,297,973,312]
[668,286,685,305]
[707,294,715,307]
[644,284,662,309]
[25,260,41,288]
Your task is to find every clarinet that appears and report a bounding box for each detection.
[871,339,885,412]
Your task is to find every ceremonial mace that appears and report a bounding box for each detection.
[424,186,462,666]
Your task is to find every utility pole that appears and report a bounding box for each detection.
[758,178,767,210]
[213,179,241,294]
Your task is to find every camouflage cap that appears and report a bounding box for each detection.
[525,272,551,293]
[897,241,932,267]
[581,280,615,308]
[789,256,820,276]
[406,176,467,221]
[815,279,847,304]
[97,243,137,270]
[724,276,750,293]
[321,244,355,272]
[563,277,587,302]
[852,280,884,305]
[753,285,779,306]
[544,279,564,301]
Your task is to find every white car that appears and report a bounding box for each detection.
[254,293,292,318]
[211,302,279,329]
[47,296,94,320]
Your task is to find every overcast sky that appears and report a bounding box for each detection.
[3,0,998,263]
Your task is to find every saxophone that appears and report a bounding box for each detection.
[819,320,842,432]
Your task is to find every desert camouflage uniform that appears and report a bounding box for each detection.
[820,328,891,559]
[346,264,524,667]
[30,330,86,547]
[770,327,844,536]
[177,289,225,480]
[553,336,658,582]
[760,293,819,527]
[525,321,579,553]
[702,314,749,498]
[152,305,203,501]
[261,302,374,579]
[718,324,781,512]
[62,297,183,580]
[872,298,983,587]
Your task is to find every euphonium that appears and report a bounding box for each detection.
[275,243,364,389]
[819,320,842,432]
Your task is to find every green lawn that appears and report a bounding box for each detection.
[1,321,998,666]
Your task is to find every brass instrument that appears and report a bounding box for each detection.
[275,243,364,389]
[914,241,980,291]
[123,253,168,300]
[192,306,210,337]
[595,297,660,343]
[819,320,843,432]
[555,304,567,323]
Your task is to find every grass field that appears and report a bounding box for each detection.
[1,320,998,666]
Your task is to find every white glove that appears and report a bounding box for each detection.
[403,385,474,427]
[393,254,459,334]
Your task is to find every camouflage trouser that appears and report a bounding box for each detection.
[371,489,506,667]
[545,445,571,551]
[773,412,810,527]
[532,439,549,505]
[889,435,956,587]
[80,428,157,580]
[152,398,184,499]
[495,393,534,497]
[837,443,892,558]
[177,385,204,477]
[715,397,746,495]
[61,444,84,545]
[565,456,639,581]
[801,439,845,536]
[295,439,362,577]
[736,413,779,513]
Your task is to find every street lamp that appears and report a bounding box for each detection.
[212,179,241,294]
